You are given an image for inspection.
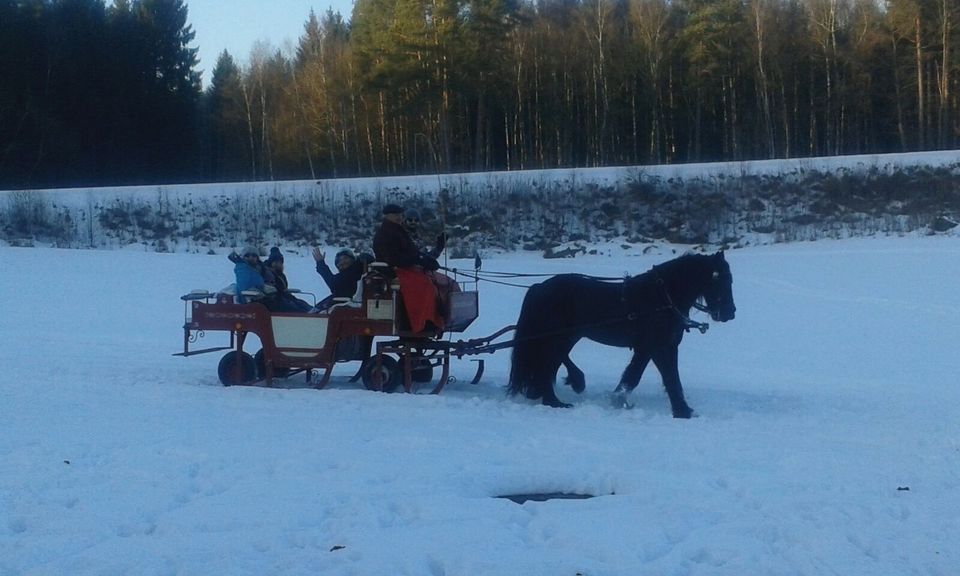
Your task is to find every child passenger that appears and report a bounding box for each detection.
[228,246,269,304]
[264,247,312,312]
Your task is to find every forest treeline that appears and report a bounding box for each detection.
[3,0,960,189]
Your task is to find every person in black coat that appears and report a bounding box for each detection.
[313,247,366,299]
[264,247,312,312]
[373,204,439,270]
[372,204,460,333]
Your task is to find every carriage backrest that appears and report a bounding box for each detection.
[216,283,268,305]
[446,291,479,332]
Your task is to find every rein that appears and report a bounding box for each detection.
[440,267,535,289]
[440,266,710,342]
[441,264,713,336]
[509,274,713,346]
[473,269,623,281]
[441,266,627,289]
[504,298,708,349]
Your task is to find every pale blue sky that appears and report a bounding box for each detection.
[185,0,355,87]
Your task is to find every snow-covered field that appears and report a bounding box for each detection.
[2,237,958,575]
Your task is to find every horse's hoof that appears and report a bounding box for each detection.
[563,376,585,394]
[672,408,694,419]
[543,399,573,408]
[611,392,633,409]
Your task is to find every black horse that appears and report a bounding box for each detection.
[507,251,736,417]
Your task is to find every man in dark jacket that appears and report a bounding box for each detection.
[312,247,366,299]
[373,204,457,333]
[373,204,439,270]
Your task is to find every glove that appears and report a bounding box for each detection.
[228,251,242,263]
[422,256,440,271]
[435,232,446,253]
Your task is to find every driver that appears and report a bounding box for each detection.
[373,204,452,333]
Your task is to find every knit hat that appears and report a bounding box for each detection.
[382,203,404,215]
[242,246,259,258]
[334,249,355,263]
[265,246,284,265]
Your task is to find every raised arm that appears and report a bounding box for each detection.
[313,247,336,291]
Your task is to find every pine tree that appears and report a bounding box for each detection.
[206,51,248,180]
[134,0,202,181]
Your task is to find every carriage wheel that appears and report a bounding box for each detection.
[217,351,257,386]
[254,349,291,380]
[361,354,401,393]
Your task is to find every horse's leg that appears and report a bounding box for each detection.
[617,350,651,392]
[611,350,651,408]
[650,345,694,418]
[540,371,572,408]
[562,356,586,394]
[539,340,576,408]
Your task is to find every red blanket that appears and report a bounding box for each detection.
[395,268,444,333]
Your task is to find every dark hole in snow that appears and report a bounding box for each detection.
[497,492,595,504]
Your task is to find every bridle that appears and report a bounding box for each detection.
[651,273,711,334]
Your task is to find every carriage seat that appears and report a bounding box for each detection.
[367,262,394,280]
[364,262,401,292]
[328,296,361,311]
[216,283,270,304]
[180,289,213,301]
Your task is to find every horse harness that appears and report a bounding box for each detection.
[446,266,711,344]
[623,273,710,335]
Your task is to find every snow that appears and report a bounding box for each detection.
[10,149,960,207]
[2,236,959,575]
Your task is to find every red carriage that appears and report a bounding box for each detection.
[175,262,508,393]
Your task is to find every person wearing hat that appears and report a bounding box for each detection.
[402,208,446,259]
[228,246,275,281]
[227,246,269,304]
[311,247,370,310]
[402,208,422,236]
[373,203,455,333]
[264,247,312,312]
[373,204,439,271]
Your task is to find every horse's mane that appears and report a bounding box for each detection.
[565,252,712,289]
[652,252,706,272]
[625,252,707,285]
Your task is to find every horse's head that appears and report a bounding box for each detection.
[700,251,736,322]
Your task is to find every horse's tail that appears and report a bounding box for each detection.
[508,283,546,398]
